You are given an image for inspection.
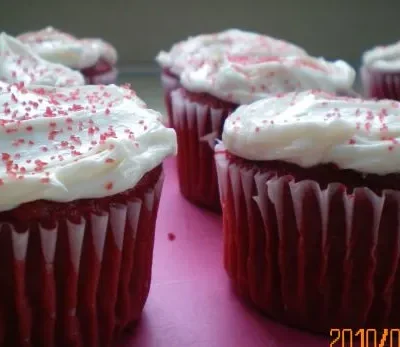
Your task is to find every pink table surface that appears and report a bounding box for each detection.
[117,158,330,347]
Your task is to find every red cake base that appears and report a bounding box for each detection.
[0,166,164,347]
[215,145,400,333]
[81,59,118,85]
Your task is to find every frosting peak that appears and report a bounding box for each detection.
[156,29,308,76]
[0,82,176,212]
[362,41,400,71]
[222,90,400,174]
[18,27,118,69]
[0,33,84,87]
[181,54,356,104]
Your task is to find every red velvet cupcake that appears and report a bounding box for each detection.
[18,27,118,85]
[155,29,307,129]
[170,47,356,212]
[361,41,400,101]
[0,81,176,346]
[215,90,400,333]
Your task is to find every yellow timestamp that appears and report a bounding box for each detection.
[330,328,400,346]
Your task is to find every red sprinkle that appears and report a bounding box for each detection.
[1,153,10,161]
[104,182,113,190]
[167,233,176,241]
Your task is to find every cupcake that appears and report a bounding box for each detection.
[155,29,308,127]
[0,32,84,87]
[172,53,355,212]
[215,90,400,332]
[361,41,400,100]
[18,27,118,85]
[0,81,176,346]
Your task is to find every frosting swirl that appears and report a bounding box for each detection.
[362,41,400,71]
[0,33,84,87]
[0,82,176,212]
[156,29,308,76]
[18,27,118,70]
[222,90,400,174]
[181,55,355,104]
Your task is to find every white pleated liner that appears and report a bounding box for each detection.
[170,89,234,211]
[160,71,180,93]
[0,171,164,346]
[160,70,180,128]
[361,66,400,100]
[215,143,400,331]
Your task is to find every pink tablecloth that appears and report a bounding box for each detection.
[118,158,329,347]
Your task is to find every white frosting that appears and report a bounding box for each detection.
[156,29,308,76]
[0,33,84,87]
[362,41,400,72]
[181,55,356,104]
[222,90,400,174]
[0,82,176,212]
[18,27,118,70]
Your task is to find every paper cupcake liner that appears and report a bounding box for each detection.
[84,67,118,85]
[171,88,237,212]
[160,69,180,128]
[0,166,164,346]
[215,144,400,333]
[361,66,400,100]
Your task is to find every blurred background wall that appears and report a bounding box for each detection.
[0,0,398,70]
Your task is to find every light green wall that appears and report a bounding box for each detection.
[1,0,398,67]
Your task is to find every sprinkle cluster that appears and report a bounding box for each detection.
[222,90,400,174]
[156,28,308,76]
[0,33,84,87]
[0,82,148,189]
[180,53,355,105]
[0,81,176,212]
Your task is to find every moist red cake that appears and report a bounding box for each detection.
[81,59,118,85]
[215,90,400,333]
[0,82,176,346]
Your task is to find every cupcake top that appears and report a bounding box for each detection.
[0,33,84,87]
[222,90,400,174]
[362,41,400,71]
[0,82,176,212]
[181,55,356,104]
[156,29,308,76]
[17,27,118,70]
